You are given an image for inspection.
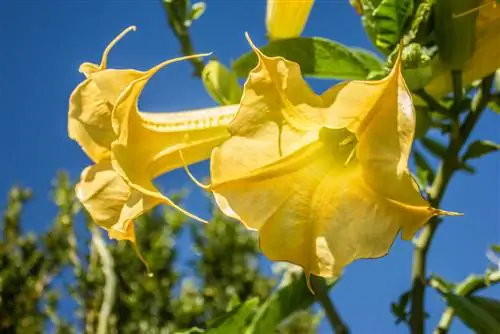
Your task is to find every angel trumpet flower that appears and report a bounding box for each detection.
[425,1,500,97]
[69,27,238,247]
[266,0,314,39]
[209,34,459,288]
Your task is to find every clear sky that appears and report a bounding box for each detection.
[1,1,499,333]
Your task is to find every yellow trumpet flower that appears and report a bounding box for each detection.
[426,1,500,97]
[69,27,238,247]
[266,0,314,39]
[209,35,458,287]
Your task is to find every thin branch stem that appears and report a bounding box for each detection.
[162,0,205,77]
[415,89,454,119]
[409,74,494,334]
[432,270,500,333]
[310,275,349,334]
[91,225,117,334]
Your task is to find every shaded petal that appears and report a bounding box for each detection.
[75,159,160,242]
[321,53,402,135]
[213,147,436,279]
[425,3,500,98]
[68,70,142,162]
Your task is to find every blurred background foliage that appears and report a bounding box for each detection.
[0,172,320,333]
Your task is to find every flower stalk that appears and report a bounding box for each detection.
[409,74,495,334]
[310,276,349,334]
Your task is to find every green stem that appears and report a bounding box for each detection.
[415,89,454,119]
[310,276,349,334]
[162,0,205,77]
[91,225,116,334]
[409,74,494,334]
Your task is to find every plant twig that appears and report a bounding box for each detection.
[162,0,205,77]
[409,74,495,334]
[310,275,349,334]
[415,89,454,119]
[91,225,117,334]
[431,270,500,333]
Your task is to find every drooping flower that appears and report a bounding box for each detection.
[266,0,314,40]
[425,1,500,97]
[69,27,238,245]
[209,34,458,286]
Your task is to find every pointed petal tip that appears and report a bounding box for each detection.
[244,32,261,55]
[179,150,211,190]
[429,207,463,217]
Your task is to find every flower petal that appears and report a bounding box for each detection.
[109,56,237,223]
[68,26,141,163]
[210,43,458,280]
[68,70,142,162]
[76,159,160,242]
[213,145,435,280]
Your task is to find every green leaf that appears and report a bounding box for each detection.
[370,0,413,53]
[491,244,500,253]
[470,296,500,323]
[202,60,243,105]
[205,298,259,334]
[246,274,336,334]
[420,137,447,158]
[232,37,383,80]
[445,293,500,333]
[462,140,500,161]
[390,290,411,325]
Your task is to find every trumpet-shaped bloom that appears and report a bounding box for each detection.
[69,27,238,245]
[210,35,457,284]
[425,2,500,97]
[266,0,314,39]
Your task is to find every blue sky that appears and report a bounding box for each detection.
[1,1,499,333]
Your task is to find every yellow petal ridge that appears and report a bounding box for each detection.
[109,55,238,227]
